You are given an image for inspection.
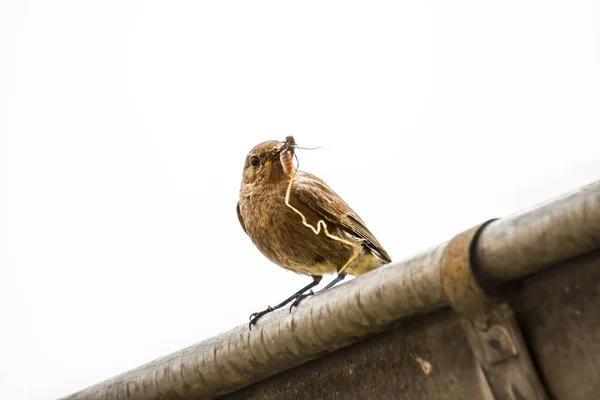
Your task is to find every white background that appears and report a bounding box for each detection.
[1,1,599,398]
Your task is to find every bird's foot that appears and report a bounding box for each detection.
[248,306,274,330]
[289,291,315,312]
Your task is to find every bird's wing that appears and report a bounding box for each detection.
[291,171,391,263]
[236,202,247,234]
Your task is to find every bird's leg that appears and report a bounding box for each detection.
[249,275,322,329]
[289,272,347,310]
[320,272,348,291]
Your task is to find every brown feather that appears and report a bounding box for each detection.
[291,171,391,264]
[236,202,247,234]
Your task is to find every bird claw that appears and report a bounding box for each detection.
[248,306,274,330]
[289,290,315,312]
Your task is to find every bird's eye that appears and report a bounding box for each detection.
[249,156,260,167]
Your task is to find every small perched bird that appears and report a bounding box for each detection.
[237,137,391,328]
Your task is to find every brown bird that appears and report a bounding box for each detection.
[237,137,391,328]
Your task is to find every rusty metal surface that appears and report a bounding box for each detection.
[60,180,600,400]
[441,220,497,318]
[441,221,549,399]
[225,250,600,400]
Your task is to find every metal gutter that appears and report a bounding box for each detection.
[61,180,600,400]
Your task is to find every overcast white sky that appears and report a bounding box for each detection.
[1,1,599,399]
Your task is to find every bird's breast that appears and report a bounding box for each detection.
[240,189,342,274]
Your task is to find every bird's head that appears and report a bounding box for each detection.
[241,137,295,186]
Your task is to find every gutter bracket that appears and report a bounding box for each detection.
[441,220,549,400]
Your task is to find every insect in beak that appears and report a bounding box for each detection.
[279,136,296,174]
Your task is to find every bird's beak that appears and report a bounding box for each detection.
[264,144,286,168]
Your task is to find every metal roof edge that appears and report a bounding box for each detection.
[61,180,600,400]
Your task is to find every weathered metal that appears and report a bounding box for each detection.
[60,180,600,400]
[227,251,600,399]
[441,222,548,400]
[441,220,498,318]
[476,181,600,284]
